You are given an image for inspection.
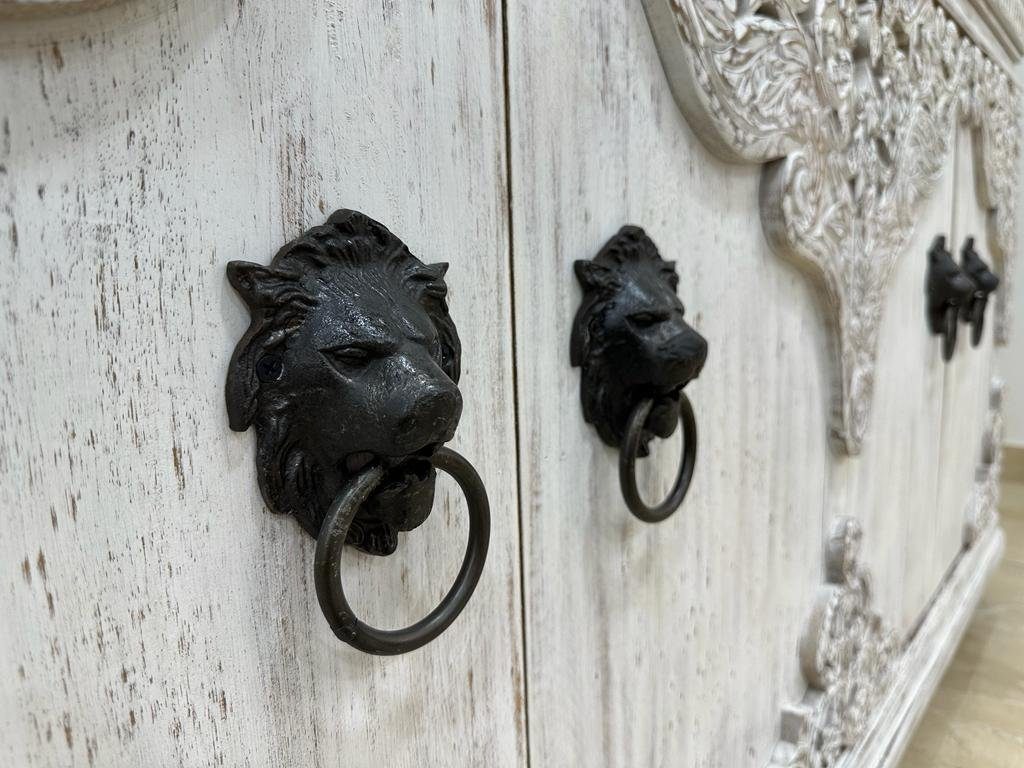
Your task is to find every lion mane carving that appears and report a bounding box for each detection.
[226,209,462,556]
[570,225,707,453]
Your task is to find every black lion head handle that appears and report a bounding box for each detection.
[926,235,976,361]
[226,209,462,556]
[570,225,708,456]
[958,236,1000,347]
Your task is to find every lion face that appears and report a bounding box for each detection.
[926,235,975,333]
[226,210,462,556]
[571,226,707,452]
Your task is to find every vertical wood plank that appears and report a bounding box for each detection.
[507,3,827,765]
[0,2,526,766]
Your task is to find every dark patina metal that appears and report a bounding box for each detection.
[926,235,975,362]
[226,208,489,655]
[958,236,1000,348]
[570,225,707,522]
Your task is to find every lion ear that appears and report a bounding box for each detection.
[574,260,614,292]
[227,261,296,308]
[225,333,261,432]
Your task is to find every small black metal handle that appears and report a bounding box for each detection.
[619,393,697,523]
[926,235,974,362]
[225,209,490,654]
[570,225,707,522]
[314,447,489,655]
[958,236,1000,348]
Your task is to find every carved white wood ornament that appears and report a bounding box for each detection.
[642,0,1020,454]
[964,376,1005,544]
[768,516,898,768]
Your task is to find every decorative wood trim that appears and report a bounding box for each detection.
[766,392,1008,767]
[971,0,1024,58]
[642,0,1020,455]
[766,517,1005,768]
[964,376,1005,544]
[842,522,1005,768]
[767,517,899,768]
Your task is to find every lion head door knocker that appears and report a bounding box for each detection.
[570,226,708,523]
[958,237,1000,348]
[225,209,489,655]
[926,235,976,362]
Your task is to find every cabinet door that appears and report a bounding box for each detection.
[0,3,525,767]
[507,4,829,766]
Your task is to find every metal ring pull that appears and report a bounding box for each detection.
[314,447,489,655]
[958,236,1000,348]
[570,225,707,522]
[941,304,958,362]
[925,235,974,362]
[619,393,697,523]
[225,209,491,655]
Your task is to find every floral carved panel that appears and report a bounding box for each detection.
[768,517,899,768]
[642,0,1020,454]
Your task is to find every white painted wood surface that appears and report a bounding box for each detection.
[506,2,1005,766]
[507,3,825,765]
[0,2,525,767]
[0,0,1011,766]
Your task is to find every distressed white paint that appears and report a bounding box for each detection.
[1,0,1014,766]
[507,1,1008,766]
[508,3,823,766]
[0,2,525,767]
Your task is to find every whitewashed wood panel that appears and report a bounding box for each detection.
[507,3,829,766]
[0,2,525,767]
[507,2,976,766]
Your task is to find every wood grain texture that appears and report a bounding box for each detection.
[506,2,985,766]
[506,3,827,766]
[0,2,525,767]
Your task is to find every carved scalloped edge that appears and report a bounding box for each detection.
[767,517,899,768]
[642,0,1019,455]
[964,376,1005,544]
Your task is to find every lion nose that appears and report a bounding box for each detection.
[665,328,708,388]
[393,385,463,453]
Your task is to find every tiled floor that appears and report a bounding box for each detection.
[899,478,1024,767]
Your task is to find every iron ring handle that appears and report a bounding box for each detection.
[314,446,490,656]
[969,298,986,347]
[941,304,958,362]
[619,393,697,523]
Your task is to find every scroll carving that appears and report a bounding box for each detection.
[768,517,898,768]
[642,0,1020,454]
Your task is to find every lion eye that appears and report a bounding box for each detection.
[322,344,376,369]
[628,310,670,328]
